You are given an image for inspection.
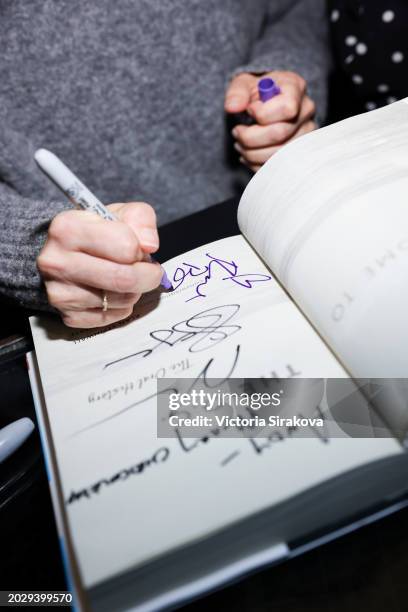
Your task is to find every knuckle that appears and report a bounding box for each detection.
[237,130,250,146]
[296,75,306,93]
[133,201,157,223]
[242,136,255,150]
[46,285,63,308]
[37,250,62,277]
[283,100,299,120]
[254,107,268,124]
[61,314,77,328]
[244,150,256,164]
[273,123,289,143]
[36,252,49,274]
[120,229,140,262]
[113,265,136,293]
[306,120,317,132]
[305,97,316,118]
[48,211,76,242]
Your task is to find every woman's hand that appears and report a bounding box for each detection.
[37,202,163,328]
[225,71,316,172]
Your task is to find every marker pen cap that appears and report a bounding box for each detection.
[258,77,281,103]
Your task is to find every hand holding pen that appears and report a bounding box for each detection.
[35,149,172,329]
[225,71,317,172]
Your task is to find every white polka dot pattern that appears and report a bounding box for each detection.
[382,10,394,23]
[331,9,340,22]
[331,2,406,114]
[392,51,404,63]
[356,43,367,55]
[352,74,363,84]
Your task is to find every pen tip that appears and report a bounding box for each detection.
[160,269,174,291]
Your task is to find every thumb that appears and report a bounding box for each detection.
[224,73,255,113]
[109,202,159,253]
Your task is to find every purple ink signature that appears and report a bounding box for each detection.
[172,253,272,301]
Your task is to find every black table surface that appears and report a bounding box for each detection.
[1,198,408,611]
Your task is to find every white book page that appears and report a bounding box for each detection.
[238,100,408,378]
[30,236,400,588]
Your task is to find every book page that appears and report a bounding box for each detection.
[30,236,401,588]
[238,100,408,381]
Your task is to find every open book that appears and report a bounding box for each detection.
[29,100,408,612]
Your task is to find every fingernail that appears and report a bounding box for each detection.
[139,228,159,249]
[239,156,246,165]
[234,142,242,153]
[231,127,239,138]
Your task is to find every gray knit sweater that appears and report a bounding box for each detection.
[0,0,328,310]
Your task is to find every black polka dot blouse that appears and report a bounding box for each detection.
[329,1,408,115]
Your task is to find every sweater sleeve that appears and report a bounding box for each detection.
[232,0,330,123]
[0,182,67,311]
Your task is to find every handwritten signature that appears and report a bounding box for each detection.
[172,253,272,301]
[103,304,241,370]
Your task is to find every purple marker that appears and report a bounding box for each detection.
[233,77,281,126]
[258,77,281,103]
